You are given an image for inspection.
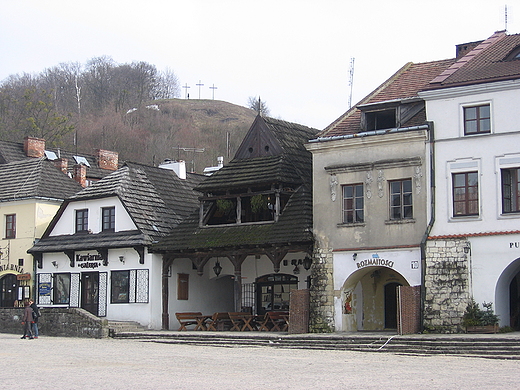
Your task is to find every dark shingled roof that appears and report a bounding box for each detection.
[0,139,116,180]
[320,59,456,138]
[29,162,205,253]
[151,115,317,253]
[196,116,317,192]
[0,158,83,202]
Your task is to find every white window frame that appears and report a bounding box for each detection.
[447,158,482,221]
[496,154,520,219]
[460,100,493,137]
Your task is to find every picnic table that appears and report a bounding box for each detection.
[258,311,289,331]
[228,312,257,331]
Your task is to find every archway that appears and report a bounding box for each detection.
[340,267,408,331]
[0,273,18,307]
[495,257,520,328]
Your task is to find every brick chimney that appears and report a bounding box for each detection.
[96,149,119,171]
[53,158,68,174]
[23,136,45,158]
[73,164,87,187]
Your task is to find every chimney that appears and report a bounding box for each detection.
[23,136,45,158]
[73,164,87,187]
[54,158,68,174]
[158,159,187,179]
[456,40,483,58]
[96,149,119,171]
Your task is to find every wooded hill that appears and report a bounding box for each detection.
[0,57,257,172]
[78,98,257,172]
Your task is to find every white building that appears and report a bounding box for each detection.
[420,31,520,332]
[29,161,221,329]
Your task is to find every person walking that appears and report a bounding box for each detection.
[21,301,34,339]
[29,299,40,339]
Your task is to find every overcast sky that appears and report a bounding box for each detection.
[1,1,518,130]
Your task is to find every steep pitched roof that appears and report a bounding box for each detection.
[29,162,205,252]
[152,116,317,253]
[428,31,520,88]
[0,158,83,202]
[320,59,456,138]
[196,115,318,192]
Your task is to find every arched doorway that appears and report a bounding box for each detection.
[495,257,520,329]
[0,274,18,307]
[340,267,408,331]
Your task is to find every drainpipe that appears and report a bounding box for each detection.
[420,121,435,333]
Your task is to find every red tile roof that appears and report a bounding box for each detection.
[321,59,455,138]
[428,31,520,88]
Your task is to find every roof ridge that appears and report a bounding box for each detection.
[429,30,507,85]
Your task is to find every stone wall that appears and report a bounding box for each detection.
[0,307,109,338]
[423,238,471,333]
[309,245,335,333]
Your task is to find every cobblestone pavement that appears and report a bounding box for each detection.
[1,333,519,389]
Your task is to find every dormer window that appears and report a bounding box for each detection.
[505,45,520,61]
[365,109,396,131]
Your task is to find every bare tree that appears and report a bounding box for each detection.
[247,96,270,116]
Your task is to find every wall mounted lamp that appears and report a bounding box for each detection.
[119,255,125,264]
[302,256,312,271]
[52,261,58,268]
[352,253,358,261]
[213,259,222,277]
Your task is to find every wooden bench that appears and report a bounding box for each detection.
[175,312,202,331]
[258,311,289,332]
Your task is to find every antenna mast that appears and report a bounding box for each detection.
[348,57,355,109]
[505,4,508,31]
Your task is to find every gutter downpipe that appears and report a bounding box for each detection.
[420,121,435,333]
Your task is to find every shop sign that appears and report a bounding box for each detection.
[76,253,102,269]
[356,254,394,269]
[16,273,31,281]
[510,242,520,249]
[0,263,24,273]
[39,283,51,296]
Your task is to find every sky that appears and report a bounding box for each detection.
[1,1,519,130]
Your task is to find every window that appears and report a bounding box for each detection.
[111,271,130,303]
[502,168,520,213]
[102,207,115,231]
[342,184,364,223]
[110,269,148,304]
[53,273,71,304]
[177,273,189,300]
[75,209,88,233]
[366,109,396,131]
[453,172,479,216]
[389,179,413,220]
[5,214,15,239]
[464,104,490,135]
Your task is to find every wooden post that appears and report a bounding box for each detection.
[162,257,173,330]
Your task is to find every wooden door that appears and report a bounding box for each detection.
[81,272,99,315]
[384,282,401,329]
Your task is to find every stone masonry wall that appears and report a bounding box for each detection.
[0,307,109,338]
[423,238,471,333]
[309,245,335,333]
